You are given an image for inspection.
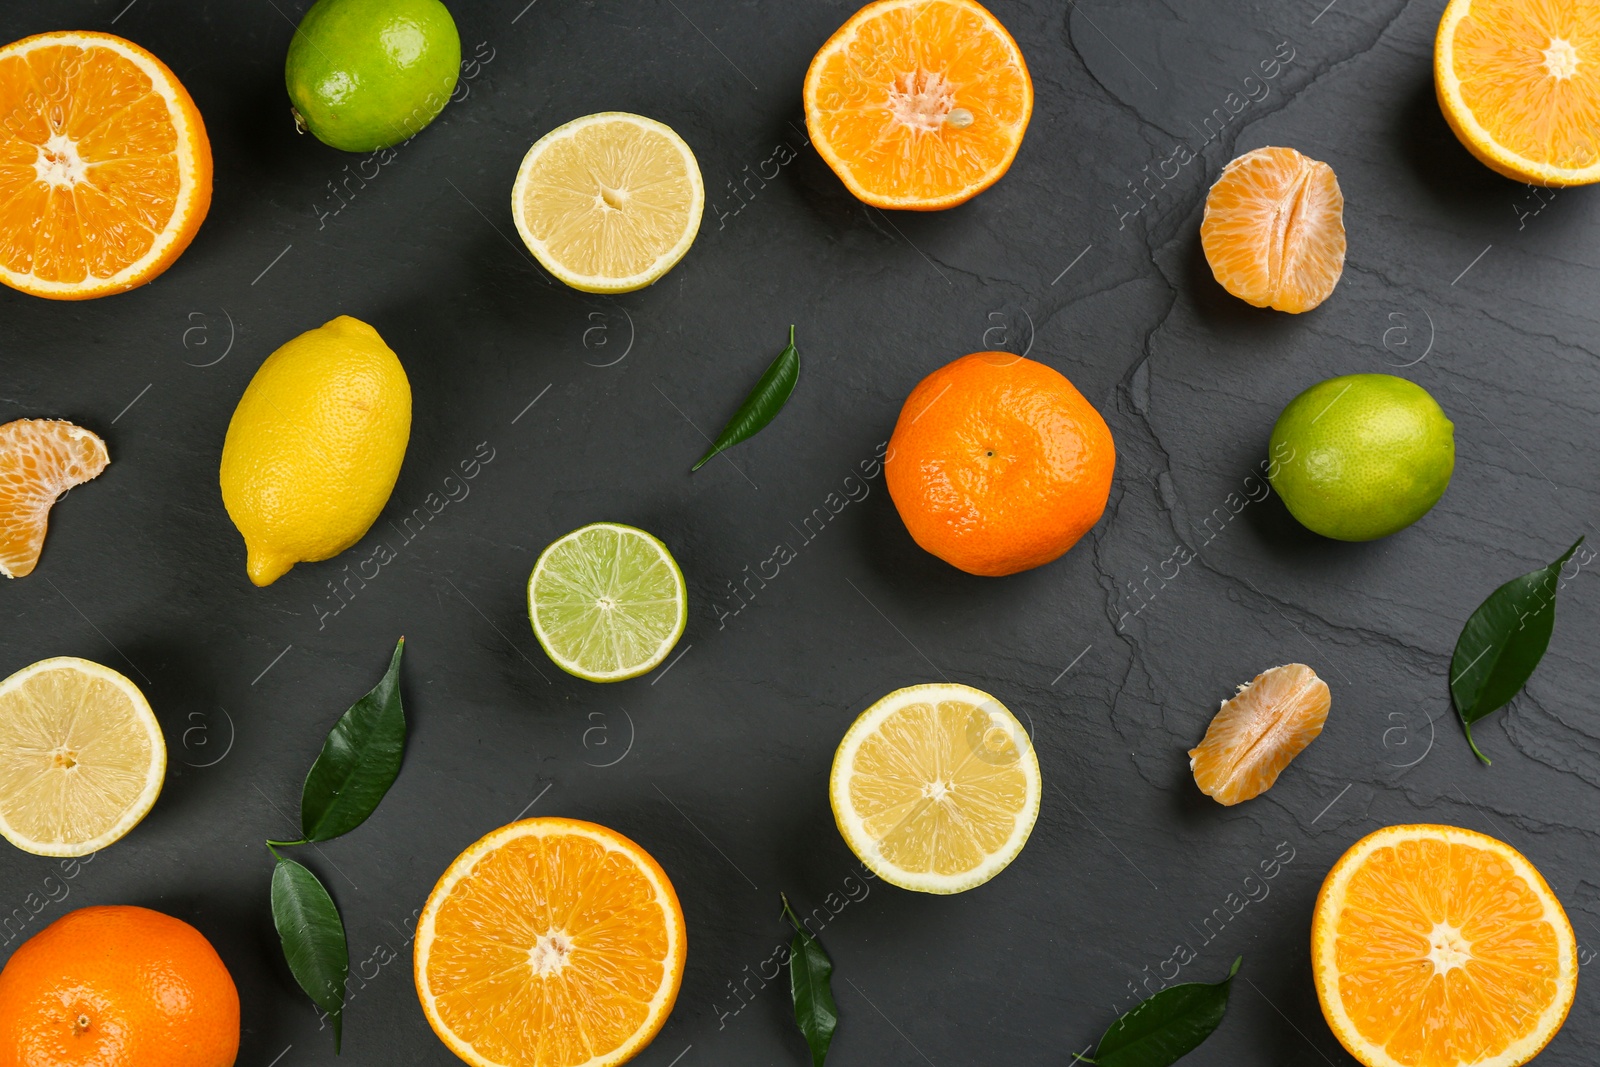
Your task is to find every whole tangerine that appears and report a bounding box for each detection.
[885,352,1115,576]
[0,905,239,1067]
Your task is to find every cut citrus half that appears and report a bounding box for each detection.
[0,657,165,857]
[1312,824,1577,1067]
[511,112,703,293]
[830,683,1040,893]
[1436,0,1600,185]
[414,817,687,1067]
[804,0,1033,210]
[528,523,687,682]
[0,418,109,579]
[0,31,212,300]
[1188,663,1329,806]
[1200,146,1345,313]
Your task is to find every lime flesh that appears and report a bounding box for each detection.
[286,0,461,153]
[528,523,688,682]
[1268,373,1455,541]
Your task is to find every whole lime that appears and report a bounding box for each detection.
[286,0,461,153]
[1267,373,1454,541]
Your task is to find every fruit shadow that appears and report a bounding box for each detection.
[1180,227,1314,346]
[1391,70,1523,211]
[115,635,231,827]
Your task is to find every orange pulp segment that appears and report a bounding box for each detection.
[1312,824,1578,1067]
[1436,0,1600,185]
[0,419,109,579]
[803,0,1032,210]
[0,31,212,299]
[1200,146,1345,313]
[1188,663,1329,805]
[414,818,686,1067]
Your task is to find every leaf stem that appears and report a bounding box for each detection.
[1462,722,1492,766]
[267,838,310,848]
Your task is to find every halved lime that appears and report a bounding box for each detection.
[528,523,688,682]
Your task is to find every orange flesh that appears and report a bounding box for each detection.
[1451,0,1600,171]
[1335,838,1563,1064]
[420,827,681,1067]
[1189,663,1329,805]
[0,34,207,297]
[0,419,109,578]
[1200,146,1346,313]
[805,0,1032,209]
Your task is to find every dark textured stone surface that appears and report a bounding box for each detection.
[1,1,1597,1064]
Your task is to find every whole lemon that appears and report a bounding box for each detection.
[1268,373,1454,541]
[221,316,411,586]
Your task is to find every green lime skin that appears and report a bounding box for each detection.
[1267,373,1455,541]
[286,0,461,153]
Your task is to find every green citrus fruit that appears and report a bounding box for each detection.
[286,0,461,153]
[528,523,688,682]
[1268,373,1454,541]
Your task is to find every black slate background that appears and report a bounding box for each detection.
[2,1,1598,1064]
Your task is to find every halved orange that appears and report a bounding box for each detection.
[1312,824,1578,1067]
[0,31,212,300]
[803,0,1032,210]
[0,418,109,579]
[1200,146,1345,313]
[1436,0,1600,185]
[1188,663,1329,805]
[414,818,687,1067]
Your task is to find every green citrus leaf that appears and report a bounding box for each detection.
[692,326,800,471]
[271,857,348,1053]
[1451,538,1584,764]
[782,894,838,1067]
[1082,957,1240,1067]
[300,638,407,842]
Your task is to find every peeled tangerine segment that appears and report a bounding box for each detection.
[1201,146,1345,313]
[0,419,109,578]
[1189,663,1330,805]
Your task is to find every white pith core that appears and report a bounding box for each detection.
[1427,922,1473,973]
[1544,37,1580,80]
[34,134,87,188]
[528,931,574,976]
[889,70,961,132]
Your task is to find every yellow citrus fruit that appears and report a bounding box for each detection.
[0,31,212,300]
[1436,0,1600,185]
[1312,824,1578,1067]
[0,657,165,857]
[830,683,1040,893]
[220,315,411,587]
[414,817,686,1067]
[511,112,703,293]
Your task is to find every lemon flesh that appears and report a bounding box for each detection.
[0,658,165,857]
[220,315,412,586]
[830,683,1041,894]
[511,112,704,293]
[528,523,688,682]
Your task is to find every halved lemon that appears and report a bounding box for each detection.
[1312,824,1578,1067]
[510,112,703,293]
[829,683,1040,893]
[1435,0,1600,185]
[0,657,166,857]
[414,817,687,1067]
[528,522,688,683]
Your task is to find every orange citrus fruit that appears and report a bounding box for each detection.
[1436,0,1600,185]
[1312,824,1578,1067]
[414,817,687,1067]
[0,31,212,300]
[0,905,239,1067]
[1200,146,1346,313]
[0,419,108,579]
[803,0,1032,210]
[885,352,1114,576]
[1188,663,1329,806]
